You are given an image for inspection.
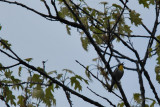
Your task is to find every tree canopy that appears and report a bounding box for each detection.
[0,0,160,107]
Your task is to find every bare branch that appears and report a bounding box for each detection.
[0,63,20,69]
[143,68,160,105]
[0,39,20,60]
[87,87,116,107]
[136,63,145,107]
[0,48,18,61]
[0,95,10,107]
[0,81,52,87]
[63,87,73,107]
[43,0,52,16]
[51,0,59,16]
[0,0,49,19]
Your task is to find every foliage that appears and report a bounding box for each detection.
[0,0,160,107]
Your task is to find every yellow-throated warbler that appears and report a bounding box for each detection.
[109,63,124,91]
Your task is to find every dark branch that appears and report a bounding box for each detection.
[43,0,52,16]
[0,81,52,87]
[0,63,20,69]
[136,63,145,107]
[63,87,73,107]
[0,48,18,61]
[87,87,116,107]
[0,95,10,107]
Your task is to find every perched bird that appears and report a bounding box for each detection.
[109,63,124,91]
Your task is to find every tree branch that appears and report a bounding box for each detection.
[87,87,116,107]
[0,81,52,87]
[136,63,145,107]
[0,63,20,69]
[63,87,73,107]
[43,0,52,16]
[0,95,10,107]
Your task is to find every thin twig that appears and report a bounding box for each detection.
[0,95,10,107]
[63,87,73,107]
[43,0,52,16]
[0,63,20,69]
[87,87,116,107]
[136,63,145,107]
[0,81,52,87]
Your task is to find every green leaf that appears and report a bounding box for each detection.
[24,58,33,62]
[149,0,155,5]
[157,35,160,41]
[0,39,11,49]
[80,37,89,51]
[92,57,99,61]
[156,74,160,84]
[129,10,142,26]
[117,102,124,107]
[112,4,122,10]
[155,66,160,84]
[156,56,160,64]
[70,75,88,91]
[66,25,71,35]
[0,25,2,31]
[5,70,13,78]
[133,93,141,104]
[55,84,60,89]
[92,34,103,44]
[145,97,156,107]
[18,66,22,76]
[27,77,32,82]
[63,69,74,74]
[17,95,25,106]
[32,88,44,99]
[148,48,152,58]
[4,87,16,106]
[139,0,150,8]
[27,104,34,107]
[56,74,63,79]
[139,0,155,8]
[70,76,82,91]
[99,2,108,5]
[150,100,156,107]
[60,7,69,17]
[80,17,88,28]
[123,25,132,36]
[42,85,56,106]
[0,63,4,71]
[10,76,21,90]
[37,67,44,72]
[85,66,92,80]
[47,70,57,75]
[31,74,43,83]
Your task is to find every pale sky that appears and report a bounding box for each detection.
[0,0,160,107]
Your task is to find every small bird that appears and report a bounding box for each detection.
[109,63,124,91]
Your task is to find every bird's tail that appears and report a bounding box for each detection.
[109,81,114,92]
